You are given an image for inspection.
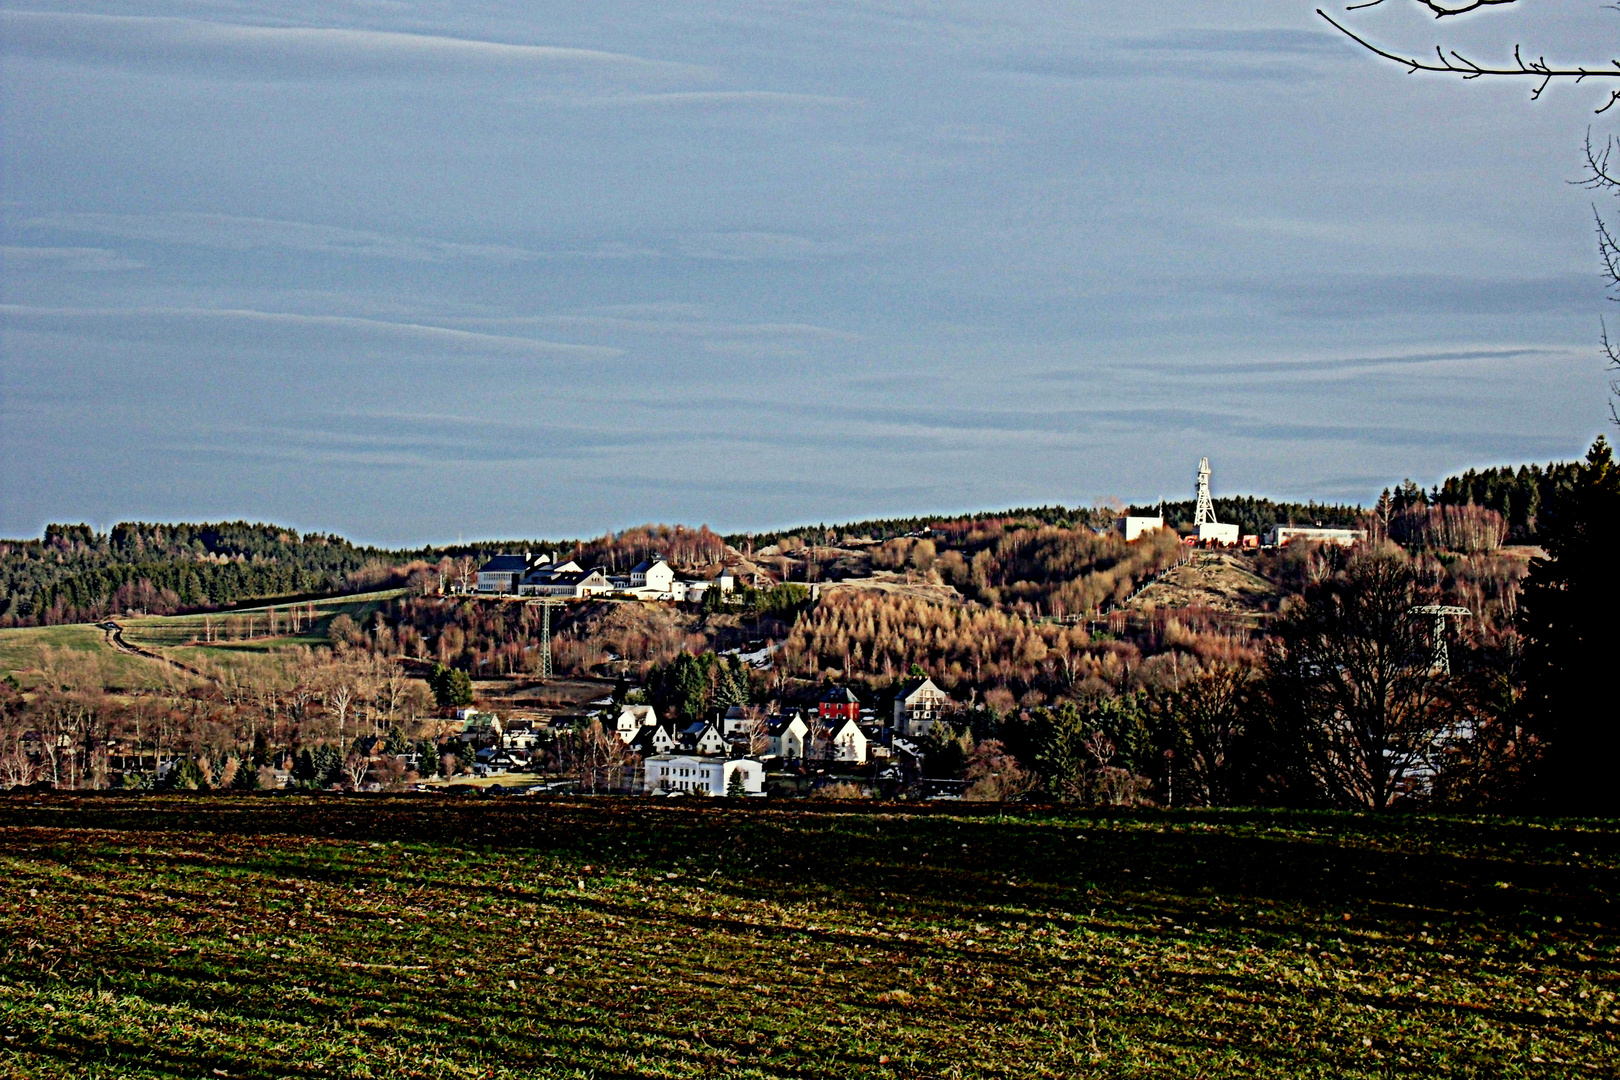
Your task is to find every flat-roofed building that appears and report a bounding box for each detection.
[1117,515,1165,542]
[1261,525,1365,548]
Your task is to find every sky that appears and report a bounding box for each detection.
[2,1,1616,546]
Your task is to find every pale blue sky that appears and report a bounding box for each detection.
[2,2,1614,544]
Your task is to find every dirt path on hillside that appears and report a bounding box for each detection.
[101,622,213,682]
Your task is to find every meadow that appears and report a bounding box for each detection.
[0,590,406,688]
[0,797,1614,1078]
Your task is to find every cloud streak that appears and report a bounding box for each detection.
[0,11,709,83]
[0,305,622,360]
[24,212,547,264]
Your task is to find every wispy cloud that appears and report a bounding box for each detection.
[0,11,710,83]
[1121,28,1344,56]
[672,231,860,262]
[1,245,144,272]
[23,212,546,264]
[0,304,621,360]
[552,90,860,109]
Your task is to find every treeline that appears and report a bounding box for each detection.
[576,525,728,573]
[1136,496,1364,536]
[1415,460,1583,542]
[0,521,427,626]
[733,505,1116,549]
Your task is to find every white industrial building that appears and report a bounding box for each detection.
[1117,514,1165,542]
[1261,525,1365,548]
[643,754,763,796]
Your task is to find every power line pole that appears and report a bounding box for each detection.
[1409,605,1471,675]
[528,599,561,680]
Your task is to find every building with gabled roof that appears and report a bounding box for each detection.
[817,685,862,725]
[813,714,869,764]
[612,704,659,744]
[893,677,949,738]
[678,721,728,757]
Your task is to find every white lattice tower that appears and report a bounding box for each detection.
[1194,457,1218,526]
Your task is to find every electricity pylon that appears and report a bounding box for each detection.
[1409,604,1471,675]
[527,599,563,680]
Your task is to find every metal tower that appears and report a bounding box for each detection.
[1409,605,1471,674]
[527,599,562,680]
[1194,457,1218,526]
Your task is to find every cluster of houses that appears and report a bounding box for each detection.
[453,676,954,796]
[474,553,736,603]
[631,674,951,796]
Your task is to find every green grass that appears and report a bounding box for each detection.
[0,798,1614,1078]
[0,624,179,690]
[0,590,407,687]
[120,589,406,653]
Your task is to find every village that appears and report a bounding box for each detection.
[437,675,953,798]
[416,458,1369,799]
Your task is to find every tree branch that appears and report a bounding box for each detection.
[1345,0,1526,17]
[1318,8,1620,111]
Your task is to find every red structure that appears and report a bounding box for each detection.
[817,686,861,724]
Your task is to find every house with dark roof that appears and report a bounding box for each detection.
[767,711,809,760]
[812,715,869,764]
[476,553,532,594]
[817,685,862,725]
[519,559,613,599]
[678,721,728,757]
[628,723,678,758]
[893,677,949,738]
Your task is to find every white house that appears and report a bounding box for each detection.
[767,711,810,760]
[521,561,613,599]
[501,719,541,751]
[893,677,949,738]
[678,721,728,757]
[613,704,659,744]
[1195,522,1241,546]
[643,754,764,796]
[815,715,869,764]
[630,556,676,595]
[628,723,677,757]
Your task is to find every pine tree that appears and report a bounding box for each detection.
[1520,436,1620,813]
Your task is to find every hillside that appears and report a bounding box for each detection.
[1126,553,1282,618]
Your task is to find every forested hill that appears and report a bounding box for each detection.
[1145,497,1364,536]
[0,522,426,626]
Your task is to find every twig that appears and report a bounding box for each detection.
[1318,9,1620,111]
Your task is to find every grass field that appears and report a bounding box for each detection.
[0,590,408,687]
[0,624,180,691]
[120,589,407,653]
[0,797,1614,1078]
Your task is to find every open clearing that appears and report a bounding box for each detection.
[1126,553,1280,618]
[0,591,408,687]
[0,798,1614,1078]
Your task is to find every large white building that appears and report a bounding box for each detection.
[1262,525,1365,548]
[1117,514,1165,542]
[643,754,764,796]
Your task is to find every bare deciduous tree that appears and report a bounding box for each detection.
[343,752,370,790]
[568,719,632,794]
[1266,551,1452,808]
